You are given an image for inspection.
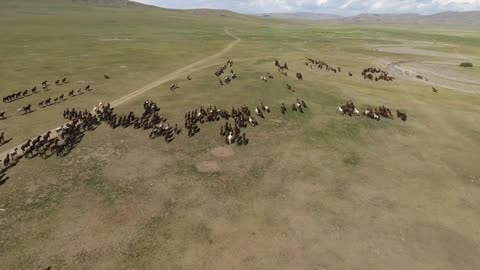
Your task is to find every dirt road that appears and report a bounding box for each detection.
[0,29,241,162]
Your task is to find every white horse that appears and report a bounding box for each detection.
[10,148,18,161]
[227,132,234,144]
[255,107,261,116]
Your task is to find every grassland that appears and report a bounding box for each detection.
[1,1,480,269]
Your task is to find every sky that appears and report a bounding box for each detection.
[135,0,480,16]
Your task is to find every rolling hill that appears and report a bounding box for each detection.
[260,12,341,21]
[338,11,480,28]
[257,10,480,28]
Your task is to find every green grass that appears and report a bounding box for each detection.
[1,1,480,269]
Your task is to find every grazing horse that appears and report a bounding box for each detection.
[432,87,438,93]
[286,83,294,92]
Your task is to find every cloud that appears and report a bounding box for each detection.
[134,0,480,15]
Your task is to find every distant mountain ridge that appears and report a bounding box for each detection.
[260,12,341,21]
[71,1,479,28]
[257,11,480,28]
[71,1,240,16]
[72,0,152,7]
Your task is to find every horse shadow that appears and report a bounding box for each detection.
[0,138,12,146]
[0,173,10,186]
[58,133,86,158]
[21,109,36,115]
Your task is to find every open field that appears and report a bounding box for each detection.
[1,1,480,269]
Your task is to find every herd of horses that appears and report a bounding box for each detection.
[0,55,411,177]
[338,100,407,121]
[0,94,311,173]
[215,60,237,86]
[304,57,396,83]
[1,75,97,117]
[2,77,67,104]
[305,57,341,73]
[0,74,110,116]
[2,111,97,170]
[361,67,395,82]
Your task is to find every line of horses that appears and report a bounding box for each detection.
[2,77,68,103]
[305,57,341,73]
[338,100,407,121]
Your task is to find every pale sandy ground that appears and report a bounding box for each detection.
[369,42,480,93]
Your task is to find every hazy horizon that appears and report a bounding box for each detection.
[135,0,480,16]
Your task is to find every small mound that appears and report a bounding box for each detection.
[210,146,235,158]
[196,161,220,173]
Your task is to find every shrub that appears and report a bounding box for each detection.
[460,62,473,67]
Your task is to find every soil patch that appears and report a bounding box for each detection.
[196,161,220,173]
[210,146,235,158]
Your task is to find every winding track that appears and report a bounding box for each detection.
[0,29,241,162]
[111,28,240,107]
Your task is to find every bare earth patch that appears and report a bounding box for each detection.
[75,80,96,85]
[98,38,133,41]
[196,161,220,173]
[210,146,235,158]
